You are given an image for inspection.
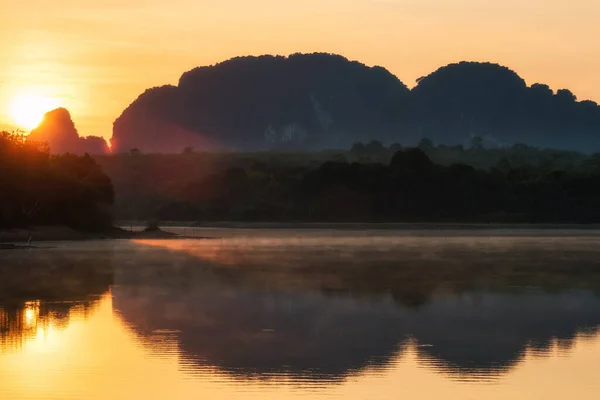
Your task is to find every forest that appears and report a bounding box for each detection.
[0,131,114,230]
[5,126,600,227]
[94,140,600,223]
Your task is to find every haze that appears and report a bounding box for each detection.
[0,0,598,139]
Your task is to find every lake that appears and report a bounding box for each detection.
[2,230,600,399]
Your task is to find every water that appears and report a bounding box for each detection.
[2,231,600,399]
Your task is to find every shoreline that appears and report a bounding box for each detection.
[0,226,190,245]
[5,222,600,246]
[119,221,600,231]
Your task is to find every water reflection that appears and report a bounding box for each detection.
[0,243,114,353]
[113,237,600,382]
[2,236,600,399]
[0,301,97,352]
[411,290,600,379]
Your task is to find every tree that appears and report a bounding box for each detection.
[390,148,434,177]
[389,143,403,153]
[365,140,385,153]
[418,138,434,151]
[556,89,577,103]
[470,136,484,150]
[351,142,366,155]
[0,131,114,230]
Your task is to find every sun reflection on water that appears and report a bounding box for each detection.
[0,296,105,355]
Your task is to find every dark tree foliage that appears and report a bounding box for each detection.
[95,141,598,221]
[147,146,600,223]
[0,132,114,230]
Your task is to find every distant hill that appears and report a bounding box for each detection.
[111,53,600,153]
[412,62,600,149]
[112,53,410,152]
[29,108,109,154]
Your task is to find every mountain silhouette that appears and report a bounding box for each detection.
[29,108,109,154]
[412,62,600,149]
[111,54,600,153]
[112,53,410,152]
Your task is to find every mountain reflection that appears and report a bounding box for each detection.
[0,243,115,352]
[113,237,600,382]
[410,290,600,378]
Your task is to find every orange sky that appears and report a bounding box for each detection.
[0,0,599,140]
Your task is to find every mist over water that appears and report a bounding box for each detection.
[2,231,600,399]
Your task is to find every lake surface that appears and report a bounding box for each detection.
[2,231,600,399]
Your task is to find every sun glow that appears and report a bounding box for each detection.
[8,90,61,130]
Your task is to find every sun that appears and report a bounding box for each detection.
[9,90,61,130]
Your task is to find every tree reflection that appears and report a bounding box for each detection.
[0,301,98,351]
[0,244,114,352]
[113,237,600,382]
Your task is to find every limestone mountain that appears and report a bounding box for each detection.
[112,53,410,152]
[29,108,109,154]
[411,61,600,149]
[111,54,600,153]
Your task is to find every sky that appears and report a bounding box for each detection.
[0,0,599,140]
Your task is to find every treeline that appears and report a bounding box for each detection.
[147,147,600,223]
[95,140,598,221]
[349,138,586,171]
[0,132,114,230]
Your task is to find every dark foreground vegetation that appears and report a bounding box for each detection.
[0,132,114,231]
[95,141,600,223]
